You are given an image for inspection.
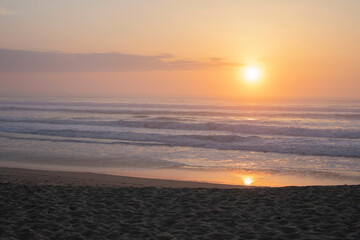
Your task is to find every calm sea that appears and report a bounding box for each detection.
[0,97,359,186]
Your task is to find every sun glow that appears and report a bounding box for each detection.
[243,176,253,185]
[243,66,261,83]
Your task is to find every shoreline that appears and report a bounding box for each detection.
[0,167,248,188]
[1,163,359,187]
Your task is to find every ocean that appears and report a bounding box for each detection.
[0,97,359,186]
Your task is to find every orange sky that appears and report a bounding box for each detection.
[0,0,359,99]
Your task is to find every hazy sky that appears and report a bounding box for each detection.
[0,0,359,99]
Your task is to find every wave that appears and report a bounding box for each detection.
[1,129,360,158]
[0,133,169,147]
[1,117,360,139]
[2,106,360,121]
[1,100,360,113]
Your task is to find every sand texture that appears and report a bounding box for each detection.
[0,169,360,239]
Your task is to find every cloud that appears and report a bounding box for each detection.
[0,48,239,73]
[0,7,12,15]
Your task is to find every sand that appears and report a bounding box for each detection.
[1,168,360,240]
[0,167,244,188]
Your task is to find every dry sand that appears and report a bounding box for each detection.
[0,167,359,240]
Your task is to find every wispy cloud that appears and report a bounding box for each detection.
[0,49,239,72]
[0,7,12,15]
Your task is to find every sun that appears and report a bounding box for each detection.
[243,66,261,83]
[243,176,253,186]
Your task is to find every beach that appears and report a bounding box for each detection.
[1,167,359,240]
[1,1,360,239]
[1,97,360,187]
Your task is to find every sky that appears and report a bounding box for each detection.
[0,0,359,99]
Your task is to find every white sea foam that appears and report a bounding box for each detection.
[0,117,359,139]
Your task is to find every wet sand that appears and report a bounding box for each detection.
[0,167,359,239]
[0,167,244,188]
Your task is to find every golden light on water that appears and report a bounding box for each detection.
[243,176,253,185]
[243,66,261,84]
